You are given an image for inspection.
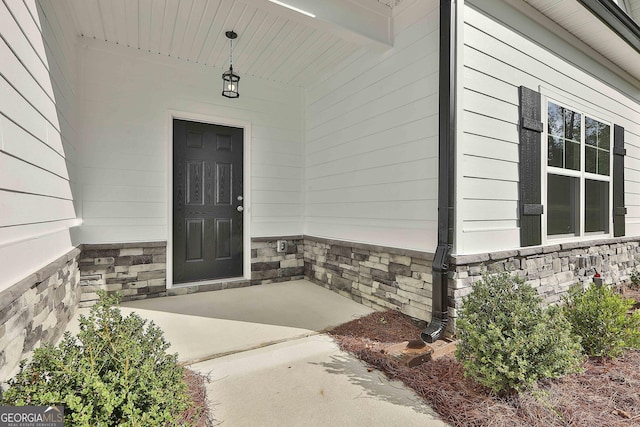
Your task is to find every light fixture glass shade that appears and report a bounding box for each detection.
[222,66,240,98]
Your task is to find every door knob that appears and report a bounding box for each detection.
[237,195,243,201]
[237,206,244,212]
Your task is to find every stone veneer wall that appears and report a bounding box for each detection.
[250,236,305,282]
[79,242,167,306]
[449,237,640,329]
[79,238,305,300]
[0,247,81,382]
[7,236,636,383]
[304,236,434,321]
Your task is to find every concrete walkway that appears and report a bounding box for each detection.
[68,280,447,426]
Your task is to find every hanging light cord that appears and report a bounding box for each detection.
[229,37,234,70]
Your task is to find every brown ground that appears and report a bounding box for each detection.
[622,285,640,310]
[328,292,640,427]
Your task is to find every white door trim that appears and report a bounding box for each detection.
[166,110,252,289]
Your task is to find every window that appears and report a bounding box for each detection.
[545,101,612,238]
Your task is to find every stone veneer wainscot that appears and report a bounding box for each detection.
[0,247,81,382]
[4,235,640,383]
[449,237,640,329]
[304,236,434,322]
[79,238,305,300]
[79,242,167,306]
[250,236,305,281]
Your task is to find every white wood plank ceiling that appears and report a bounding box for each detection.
[61,0,396,87]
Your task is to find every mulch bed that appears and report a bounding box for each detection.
[177,369,215,427]
[328,296,640,427]
[622,286,640,311]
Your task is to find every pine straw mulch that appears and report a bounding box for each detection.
[328,309,640,427]
[622,286,640,310]
[177,369,215,427]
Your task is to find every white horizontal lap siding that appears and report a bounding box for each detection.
[625,129,640,236]
[459,4,640,254]
[303,0,440,252]
[78,41,303,243]
[0,0,79,291]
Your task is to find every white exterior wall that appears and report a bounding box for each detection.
[303,0,440,252]
[76,40,303,243]
[457,2,640,255]
[0,0,79,291]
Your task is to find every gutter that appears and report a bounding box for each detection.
[577,0,640,55]
[421,0,457,344]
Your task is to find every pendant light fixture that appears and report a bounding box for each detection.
[222,31,240,98]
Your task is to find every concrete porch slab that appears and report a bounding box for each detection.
[65,279,448,426]
[66,280,374,363]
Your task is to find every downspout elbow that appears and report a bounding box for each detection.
[421,244,451,343]
[420,315,447,344]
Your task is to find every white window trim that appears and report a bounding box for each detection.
[540,93,614,245]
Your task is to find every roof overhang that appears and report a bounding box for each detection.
[517,0,640,86]
[577,0,640,54]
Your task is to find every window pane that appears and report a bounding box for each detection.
[585,117,598,146]
[565,141,580,171]
[548,103,564,137]
[585,146,597,174]
[547,174,579,236]
[564,109,581,142]
[585,179,609,233]
[599,123,610,150]
[586,116,611,151]
[598,151,610,176]
[548,136,563,167]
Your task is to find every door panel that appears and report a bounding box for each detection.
[173,119,243,284]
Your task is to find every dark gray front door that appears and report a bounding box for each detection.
[173,119,243,284]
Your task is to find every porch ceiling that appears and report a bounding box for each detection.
[60,0,396,87]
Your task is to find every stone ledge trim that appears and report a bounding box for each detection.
[0,247,81,312]
[452,236,640,265]
[80,241,167,250]
[251,235,303,242]
[304,235,435,260]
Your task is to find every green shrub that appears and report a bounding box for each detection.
[563,283,640,358]
[455,272,583,395]
[1,292,192,426]
[629,268,640,290]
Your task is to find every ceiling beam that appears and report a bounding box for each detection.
[241,0,393,51]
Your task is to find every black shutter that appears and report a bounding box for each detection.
[613,124,626,237]
[518,86,544,247]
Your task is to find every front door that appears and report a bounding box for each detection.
[172,119,244,284]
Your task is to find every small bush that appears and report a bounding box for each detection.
[1,292,192,426]
[629,268,640,290]
[563,283,640,358]
[455,272,583,395]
